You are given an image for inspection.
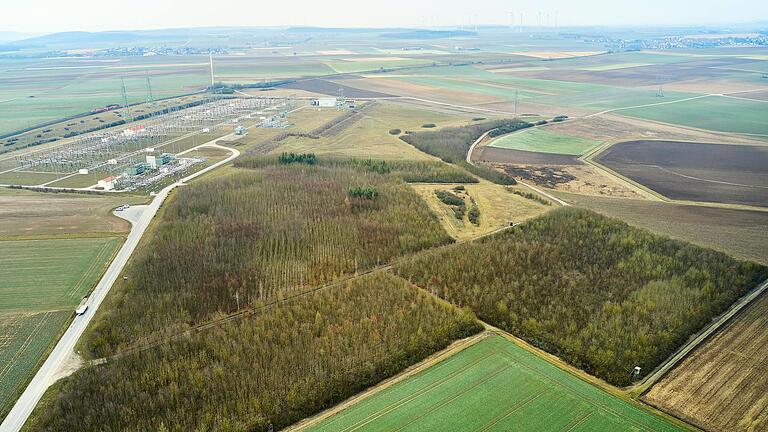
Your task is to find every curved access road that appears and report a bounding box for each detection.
[466,127,570,207]
[0,142,239,432]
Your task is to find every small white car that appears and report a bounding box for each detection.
[75,305,88,315]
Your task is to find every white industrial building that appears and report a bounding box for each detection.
[312,98,337,108]
[98,175,119,191]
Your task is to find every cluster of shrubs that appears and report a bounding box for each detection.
[348,186,379,199]
[509,188,552,206]
[278,152,317,165]
[435,189,477,223]
[349,158,391,174]
[435,190,464,206]
[487,120,533,137]
[400,120,521,185]
[467,199,480,226]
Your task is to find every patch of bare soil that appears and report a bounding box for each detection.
[500,163,642,198]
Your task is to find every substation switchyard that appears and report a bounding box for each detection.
[4,96,297,192]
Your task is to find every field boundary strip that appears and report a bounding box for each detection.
[580,139,669,201]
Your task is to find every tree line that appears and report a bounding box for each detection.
[235,155,478,184]
[29,272,482,431]
[396,208,768,385]
[84,164,452,357]
[399,119,532,185]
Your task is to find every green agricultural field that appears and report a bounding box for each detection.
[578,62,653,71]
[397,76,544,100]
[618,95,768,135]
[214,62,335,80]
[489,74,615,95]
[537,88,702,111]
[0,236,122,416]
[0,311,70,417]
[0,237,121,312]
[325,58,432,74]
[488,128,603,155]
[306,335,682,432]
[0,172,64,187]
[0,60,208,135]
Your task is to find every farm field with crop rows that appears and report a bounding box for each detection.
[306,335,682,432]
[0,236,121,417]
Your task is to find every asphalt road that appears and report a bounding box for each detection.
[0,142,239,432]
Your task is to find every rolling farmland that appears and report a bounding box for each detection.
[0,188,145,238]
[305,335,682,432]
[488,128,603,155]
[597,140,768,206]
[4,24,768,432]
[552,191,768,265]
[0,237,121,312]
[618,96,768,136]
[0,311,70,416]
[0,236,121,417]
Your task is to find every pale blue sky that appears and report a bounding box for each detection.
[2,0,767,33]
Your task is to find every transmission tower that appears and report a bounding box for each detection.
[514,89,519,117]
[121,76,133,122]
[337,87,345,110]
[146,72,155,105]
[656,76,665,98]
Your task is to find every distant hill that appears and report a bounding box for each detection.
[286,27,403,34]
[381,30,477,39]
[0,31,40,43]
[9,31,151,47]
